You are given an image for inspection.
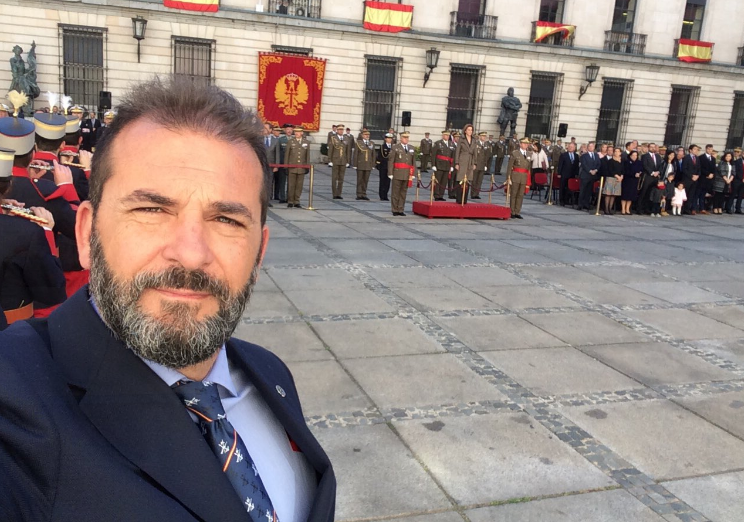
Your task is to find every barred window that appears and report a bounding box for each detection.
[596,78,633,145]
[362,56,401,141]
[446,65,484,131]
[173,37,215,87]
[538,0,565,23]
[726,92,744,150]
[524,72,563,140]
[664,85,700,149]
[59,24,106,111]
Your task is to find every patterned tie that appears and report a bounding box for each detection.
[172,380,278,522]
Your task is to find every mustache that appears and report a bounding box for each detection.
[132,266,231,302]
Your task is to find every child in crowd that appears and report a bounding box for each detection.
[671,182,687,216]
[661,171,675,216]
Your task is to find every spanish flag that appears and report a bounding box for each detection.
[163,0,219,12]
[363,1,413,33]
[534,21,575,42]
[677,38,713,63]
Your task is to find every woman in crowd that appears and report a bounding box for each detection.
[531,140,548,183]
[658,149,677,216]
[621,150,642,215]
[712,151,734,214]
[602,147,623,215]
[454,123,477,204]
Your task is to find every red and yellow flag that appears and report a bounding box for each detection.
[363,1,413,33]
[163,0,219,12]
[677,38,713,63]
[534,21,575,42]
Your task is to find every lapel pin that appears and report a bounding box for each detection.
[276,385,286,397]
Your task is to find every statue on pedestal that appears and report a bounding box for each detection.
[9,42,39,112]
[497,87,522,137]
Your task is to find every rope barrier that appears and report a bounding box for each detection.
[269,163,312,168]
[418,180,433,190]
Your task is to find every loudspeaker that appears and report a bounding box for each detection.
[401,111,412,127]
[557,123,568,138]
[99,91,112,110]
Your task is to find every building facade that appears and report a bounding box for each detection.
[2,0,744,151]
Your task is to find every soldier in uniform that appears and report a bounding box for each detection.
[95,110,115,146]
[327,123,352,199]
[377,132,393,201]
[493,134,507,175]
[551,139,564,169]
[506,137,533,219]
[507,133,520,156]
[274,122,292,203]
[0,147,66,327]
[419,132,433,173]
[353,129,375,200]
[472,131,490,199]
[432,130,453,201]
[79,107,101,152]
[448,131,460,198]
[388,131,414,216]
[285,126,310,208]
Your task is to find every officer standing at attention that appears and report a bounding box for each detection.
[472,131,490,199]
[448,131,459,198]
[388,131,414,216]
[285,126,310,208]
[506,137,533,219]
[274,123,293,203]
[432,130,453,201]
[327,123,351,199]
[377,132,393,201]
[353,130,375,200]
[419,132,433,173]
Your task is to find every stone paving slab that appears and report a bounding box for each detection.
[477,285,580,311]
[436,315,567,351]
[244,291,299,318]
[522,311,651,346]
[310,424,451,521]
[691,304,744,329]
[233,322,332,362]
[663,471,744,522]
[289,360,372,415]
[560,282,667,306]
[343,353,508,410]
[688,338,744,367]
[627,282,728,304]
[283,288,395,315]
[268,267,364,291]
[312,318,444,359]
[365,267,458,289]
[625,309,743,341]
[580,342,736,386]
[466,489,665,522]
[582,265,675,285]
[436,266,525,287]
[676,390,744,439]
[395,413,614,505]
[393,512,464,522]
[396,286,497,312]
[481,347,641,395]
[560,399,744,480]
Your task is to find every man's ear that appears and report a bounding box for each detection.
[76,201,94,269]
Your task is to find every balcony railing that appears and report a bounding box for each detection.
[738,46,744,66]
[450,11,498,40]
[267,0,321,19]
[531,21,575,47]
[604,31,647,55]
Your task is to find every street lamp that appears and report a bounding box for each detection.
[578,63,600,100]
[423,47,440,88]
[132,16,148,63]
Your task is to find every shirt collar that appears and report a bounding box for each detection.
[34,150,58,162]
[12,166,30,178]
[87,295,236,397]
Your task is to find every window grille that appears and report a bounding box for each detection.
[524,72,563,140]
[726,92,744,150]
[362,56,401,140]
[664,85,700,149]
[59,24,106,112]
[596,78,634,145]
[173,37,215,87]
[446,65,484,131]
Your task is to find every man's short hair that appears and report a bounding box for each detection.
[706,143,713,149]
[35,134,64,152]
[90,76,270,224]
[63,131,82,146]
[689,144,699,151]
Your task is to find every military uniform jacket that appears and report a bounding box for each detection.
[432,140,453,171]
[286,137,311,174]
[419,138,432,155]
[376,142,392,172]
[277,134,290,164]
[388,143,415,181]
[454,137,478,182]
[327,134,351,165]
[475,141,490,171]
[0,213,66,312]
[551,145,564,167]
[507,138,519,156]
[353,138,376,171]
[493,141,506,158]
[507,149,533,179]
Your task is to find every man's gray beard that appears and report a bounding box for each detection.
[88,226,260,369]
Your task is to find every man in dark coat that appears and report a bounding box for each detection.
[557,142,579,206]
[680,144,701,214]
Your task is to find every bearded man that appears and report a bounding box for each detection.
[0,78,335,522]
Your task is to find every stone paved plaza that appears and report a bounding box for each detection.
[236,167,744,522]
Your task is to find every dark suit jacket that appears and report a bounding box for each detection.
[265,135,281,166]
[641,153,662,187]
[80,118,102,151]
[557,151,579,179]
[732,157,744,182]
[699,153,717,178]
[0,289,336,522]
[680,154,701,188]
[579,152,601,181]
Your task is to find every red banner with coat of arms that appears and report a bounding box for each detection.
[257,52,326,132]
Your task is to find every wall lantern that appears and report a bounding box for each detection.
[423,47,440,88]
[578,63,600,100]
[132,16,148,63]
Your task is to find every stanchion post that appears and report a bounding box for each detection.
[461,173,468,207]
[594,176,604,216]
[415,169,420,202]
[430,172,435,204]
[488,173,494,205]
[307,165,315,210]
[546,166,555,206]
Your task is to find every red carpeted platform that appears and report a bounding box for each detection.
[412,201,512,220]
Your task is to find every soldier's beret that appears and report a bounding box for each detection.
[362,130,370,135]
[294,126,305,132]
[400,132,410,138]
[735,147,742,152]
[336,124,345,129]
[519,137,531,144]
[452,131,460,137]
[104,111,116,119]
[0,147,14,179]
[384,133,394,138]
[70,105,84,114]
[282,123,295,128]
[441,130,451,135]
[478,131,488,136]
[34,113,67,140]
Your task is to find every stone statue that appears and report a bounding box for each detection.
[497,87,522,137]
[9,42,39,111]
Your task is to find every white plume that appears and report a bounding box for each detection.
[61,95,73,114]
[6,90,28,117]
[46,91,59,110]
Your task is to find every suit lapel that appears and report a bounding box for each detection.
[48,291,248,522]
